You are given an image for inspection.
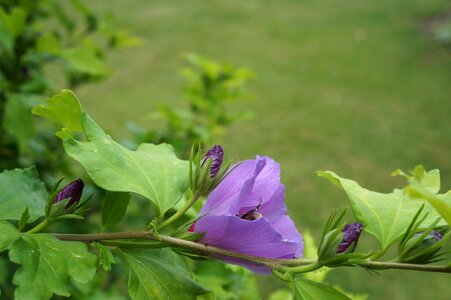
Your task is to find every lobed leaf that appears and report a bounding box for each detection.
[9,234,97,300]
[0,221,20,251]
[0,167,47,222]
[34,90,190,215]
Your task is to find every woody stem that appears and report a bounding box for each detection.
[52,231,451,274]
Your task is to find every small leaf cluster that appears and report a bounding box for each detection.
[126,53,254,157]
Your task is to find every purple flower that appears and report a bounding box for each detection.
[192,155,303,273]
[337,222,363,253]
[201,145,224,178]
[54,179,84,208]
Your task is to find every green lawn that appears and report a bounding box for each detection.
[77,0,451,299]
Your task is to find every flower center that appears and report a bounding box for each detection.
[238,198,262,221]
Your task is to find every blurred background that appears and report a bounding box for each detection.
[2,0,450,299]
[76,1,451,298]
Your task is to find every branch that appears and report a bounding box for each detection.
[52,231,451,273]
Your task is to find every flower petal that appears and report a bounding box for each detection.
[200,157,266,215]
[237,156,283,214]
[193,215,300,273]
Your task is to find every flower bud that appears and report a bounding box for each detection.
[337,222,363,253]
[201,145,223,178]
[400,229,447,263]
[54,179,84,208]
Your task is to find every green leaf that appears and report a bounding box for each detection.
[9,234,97,300]
[102,192,130,228]
[91,242,116,271]
[398,166,451,225]
[18,207,30,231]
[0,221,20,251]
[32,90,83,134]
[65,114,189,215]
[195,261,260,300]
[3,94,37,153]
[0,7,26,55]
[268,289,292,300]
[0,167,47,222]
[292,277,350,300]
[318,171,443,249]
[35,91,190,215]
[118,247,208,300]
[60,47,109,76]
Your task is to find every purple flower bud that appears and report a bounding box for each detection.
[430,230,443,241]
[201,145,224,178]
[337,222,363,253]
[54,179,84,208]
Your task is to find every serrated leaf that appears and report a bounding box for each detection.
[118,248,208,300]
[34,91,190,215]
[292,277,350,300]
[102,192,130,228]
[0,167,47,222]
[0,221,20,251]
[318,171,444,249]
[32,89,83,134]
[9,234,97,300]
[65,114,189,215]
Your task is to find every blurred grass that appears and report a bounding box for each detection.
[76,0,451,299]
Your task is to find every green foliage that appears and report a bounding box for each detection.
[195,261,260,300]
[34,90,190,215]
[292,277,350,300]
[0,167,47,222]
[91,242,116,272]
[396,166,451,225]
[128,53,254,157]
[0,221,20,251]
[0,0,137,173]
[32,90,84,134]
[118,247,208,300]
[302,230,330,282]
[8,233,97,300]
[318,171,445,249]
[102,192,130,228]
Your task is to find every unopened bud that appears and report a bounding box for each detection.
[202,145,223,178]
[400,229,447,263]
[54,179,84,208]
[337,222,363,253]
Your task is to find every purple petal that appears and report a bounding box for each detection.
[237,156,282,214]
[200,157,266,215]
[193,215,300,273]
